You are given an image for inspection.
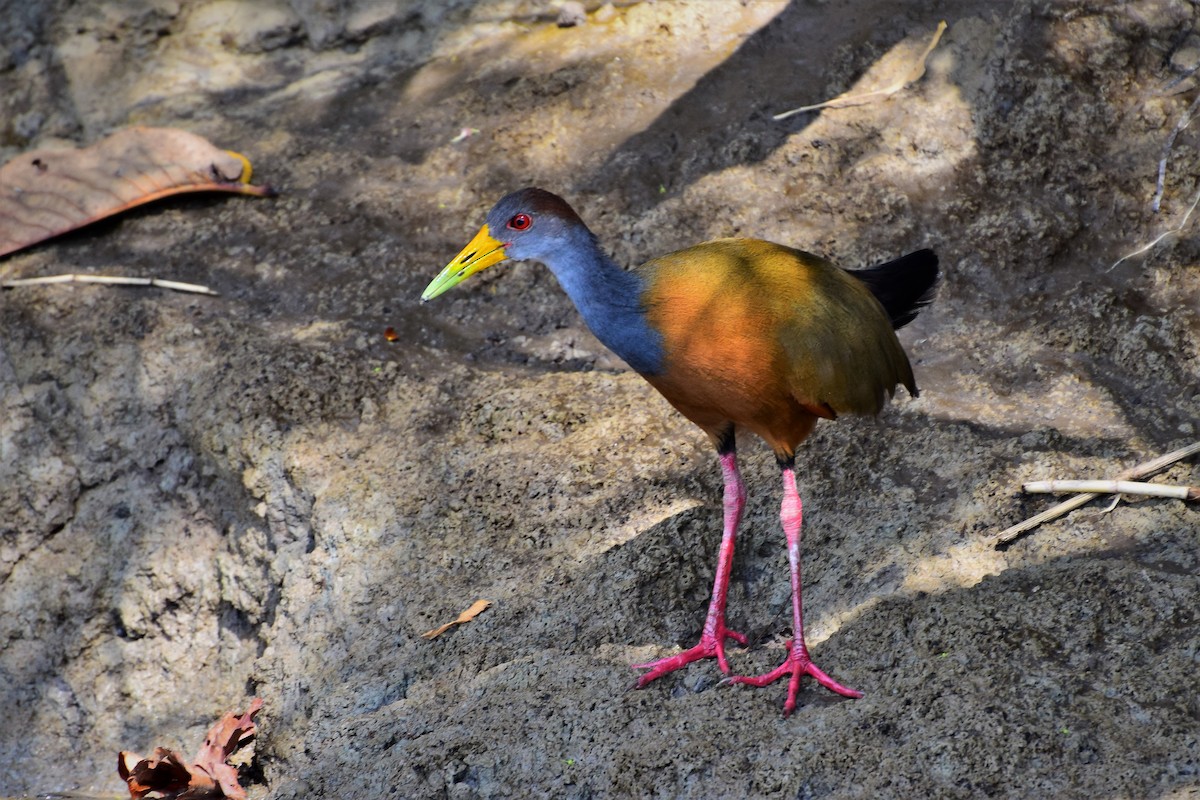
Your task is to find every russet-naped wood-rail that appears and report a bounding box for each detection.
[422,188,938,715]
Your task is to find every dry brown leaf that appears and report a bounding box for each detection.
[774,20,948,119]
[0,126,275,258]
[422,599,492,639]
[191,697,263,799]
[118,747,195,799]
[117,697,263,800]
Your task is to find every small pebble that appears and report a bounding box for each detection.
[557,1,586,27]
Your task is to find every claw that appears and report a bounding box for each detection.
[728,639,862,716]
[632,624,747,687]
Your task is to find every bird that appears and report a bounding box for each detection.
[421,187,938,715]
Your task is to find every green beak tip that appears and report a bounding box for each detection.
[420,269,460,302]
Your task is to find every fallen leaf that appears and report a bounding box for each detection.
[118,748,194,799]
[774,20,948,119]
[422,599,492,639]
[192,697,263,799]
[117,698,263,800]
[0,126,275,259]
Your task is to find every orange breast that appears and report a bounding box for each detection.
[637,239,910,459]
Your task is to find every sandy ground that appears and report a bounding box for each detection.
[1,0,1198,797]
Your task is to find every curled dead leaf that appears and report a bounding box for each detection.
[117,697,263,800]
[422,599,492,639]
[118,747,194,799]
[0,126,275,259]
[773,20,948,119]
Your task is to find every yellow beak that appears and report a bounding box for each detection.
[421,224,510,301]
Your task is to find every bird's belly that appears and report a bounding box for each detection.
[643,349,814,451]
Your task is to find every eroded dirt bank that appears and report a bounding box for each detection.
[1,1,1198,797]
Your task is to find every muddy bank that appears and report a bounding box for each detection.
[1,1,1197,797]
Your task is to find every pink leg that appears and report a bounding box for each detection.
[728,467,862,715]
[634,452,749,685]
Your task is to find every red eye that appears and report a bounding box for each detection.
[508,213,532,231]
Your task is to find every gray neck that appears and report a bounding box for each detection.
[540,228,664,375]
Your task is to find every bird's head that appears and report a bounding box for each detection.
[421,187,585,301]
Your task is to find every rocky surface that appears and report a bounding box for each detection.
[1,1,1198,797]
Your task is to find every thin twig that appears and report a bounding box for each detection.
[2,273,218,296]
[1023,479,1197,501]
[1151,90,1200,212]
[994,441,1200,546]
[774,21,948,120]
[1106,184,1200,272]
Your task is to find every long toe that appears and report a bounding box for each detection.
[633,626,747,687]
[728,644,862,715]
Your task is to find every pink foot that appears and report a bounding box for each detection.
[633,624,748,687]
[728,639,863,716]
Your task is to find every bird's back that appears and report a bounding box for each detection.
[636,239,929,456]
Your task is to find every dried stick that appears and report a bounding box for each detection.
[1105,185,1200,272]
[2,273,218,295]
[1109,89,1200,271]
[1151,90,1200,213]
[994,441,1200,546]
[774,21,948,120]
[1023,479,1198,501]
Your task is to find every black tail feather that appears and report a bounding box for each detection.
[849,248,939,330]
